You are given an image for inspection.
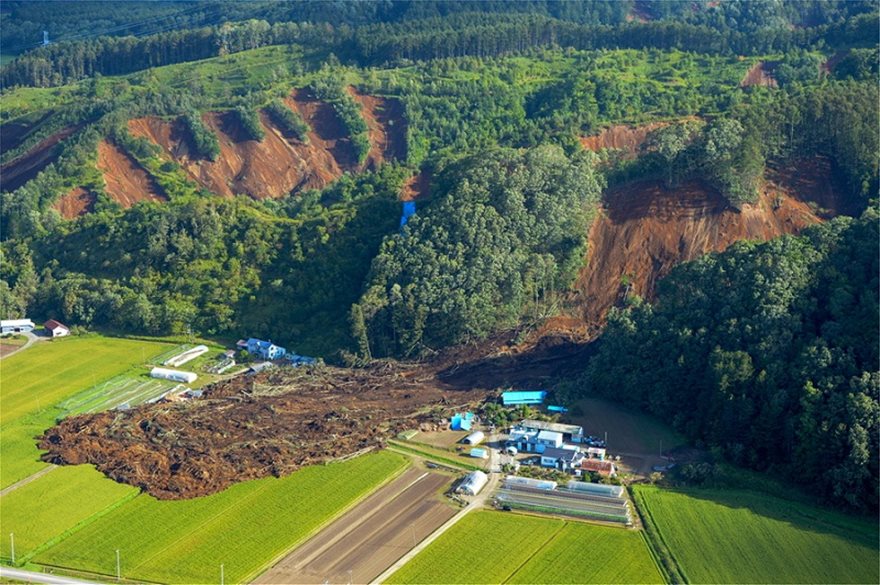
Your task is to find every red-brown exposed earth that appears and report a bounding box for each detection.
[96,140,166,207]
[52,187,96,219]
[740,61,779,88]
[348,87,408,168]
[0,126,78,192]
[580,122,669,157]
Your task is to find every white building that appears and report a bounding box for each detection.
[463,431,485,445]
[1,319,35,334]
[150,367,198,384]
[43,319,70,337]
[457,471,488,496]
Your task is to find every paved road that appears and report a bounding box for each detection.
[0,566,100,584]
[0,465,57,497]
[254,468,455,585]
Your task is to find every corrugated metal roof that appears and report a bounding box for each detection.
[502,390,547,405]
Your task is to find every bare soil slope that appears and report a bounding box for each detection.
[286,88,358,171]
[0,127,77,192]
[97,140,165,207]
[740,61,779,88]
[53,187,95,219]
[348,87,407,168]
[580,122,668,157]
[575,175,825,327]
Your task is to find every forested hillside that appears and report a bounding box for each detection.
[563,213,878,510]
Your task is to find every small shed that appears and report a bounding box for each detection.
[502,390,547,406]
[463,431,485,445]
[457,471,488,496]
[43,319,70,338]
[469,448,488,459]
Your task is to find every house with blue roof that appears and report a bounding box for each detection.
[245,338,286,360]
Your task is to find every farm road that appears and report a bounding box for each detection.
[0,566,99,584]
[0,464,57,496]
[253,467,455,585]
[0,331,45,360]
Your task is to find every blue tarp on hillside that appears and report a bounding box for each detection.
[400,201,416,228]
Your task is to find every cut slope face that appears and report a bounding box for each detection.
[740,61,779,88]
[96,141,165,207]
[348,87,407,168]
[0,127,77,192]
[53,187,95,219]
[286,88,358,171]
[580,122,668,157]
[576,176,824,327]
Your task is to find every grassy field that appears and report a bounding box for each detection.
[1,335,169,425]
[0,465,137,561]
[0,335,172,488]
[388,511,663,584]
[634,485,880,584]
[35,451,408,584]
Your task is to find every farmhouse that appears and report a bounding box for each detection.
[244,338,286,360]
[43,319,70,337]
[540,447,585,471]
[507,428,564,454]
[582,458,617,477]
[457,470,488,495]
[1,319,35,334]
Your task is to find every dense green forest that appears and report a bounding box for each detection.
[561,213,879,510]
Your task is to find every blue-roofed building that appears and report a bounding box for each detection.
[246,338,286,360]
[400,201,416,228]
[450,411,475,431]
[502,390,547,406]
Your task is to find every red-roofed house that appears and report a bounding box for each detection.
[582,458,616,477]
[44,319,70,338]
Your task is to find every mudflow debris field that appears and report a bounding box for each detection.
[40,360,496,499]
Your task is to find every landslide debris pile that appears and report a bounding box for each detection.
[40,362,489,499]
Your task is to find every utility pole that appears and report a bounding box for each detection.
[348,569,353,585]
[660,439,663,459]
[410,524,417,547]
[116,549,121,582]
[604,431,608,448]
[220,564,224,585]
[9,533,14,565]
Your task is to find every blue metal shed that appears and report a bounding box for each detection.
[502,391,547,406]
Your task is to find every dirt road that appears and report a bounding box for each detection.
[253,467,456,585]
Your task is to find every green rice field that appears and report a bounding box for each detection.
[634,485,880,584]
[388,511,663,584]
[35,451,408,584]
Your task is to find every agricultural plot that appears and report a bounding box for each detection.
[58,374,178,416]
[634,485,880,584]
[0,465,136,562]
[388,510,662,584]
[0,335,169,425]
[35,451,408,584]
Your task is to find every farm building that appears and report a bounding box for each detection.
[470,448,488,459]
[457,471,488,496]
[287,353,317,367]
[1,319,34,334]
[586,446,607,460]
[582,458,617,477]
[43,319,70,337]
[517,419,585,443]
[540,447,585,472]
[248,362,275,375]
[502,390,547,406]
[450,412,475,431]
[164,345,209,367]
[463,431,485,445]
[244,338,286,360]
[566,481,624,498]
[507,428,563,454]
[150,367,197,384]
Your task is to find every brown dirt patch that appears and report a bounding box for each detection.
[53,187,96,219]
[574,175,823,328]
[401,170,431,201]
[740,61,779,88]
[96,141,165,207]
[287,88,358,171]
[0,126,77,192]
[348,87,407,169]
[765,156,856,217]
[0,111,53,157]
[580,122,668,157]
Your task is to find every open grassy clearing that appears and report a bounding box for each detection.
[0,335,173,488]
[387,510,662,584]
[566,395,685,455]
[35,451,407,584]
[0,465,137,561]
[0,335,169,425]
[634,485,879,584]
